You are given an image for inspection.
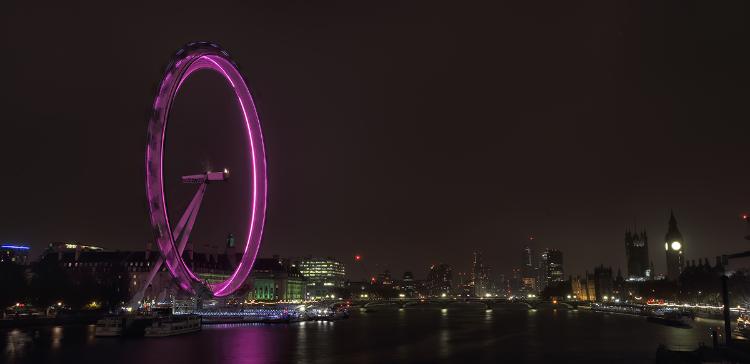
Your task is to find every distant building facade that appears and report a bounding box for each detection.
[520,246,538,293]
[593,265,613,301]
[571,275,592,301]
[402,271,417,297]
[471,251,490,297]
[625,229,650,280]
[297,257,346,299]
[0,244,30,265]
[543,249,564,284]
[39,242,306,305]
[247,256,306,301]
[425,263,452,296]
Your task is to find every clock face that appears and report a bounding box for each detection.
[671,241,682,251]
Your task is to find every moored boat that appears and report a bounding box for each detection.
[144,314,201,337]
[647,310,691,328]
[94,316,125,337]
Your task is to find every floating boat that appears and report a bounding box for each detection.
[94,316,125,337]
[144,314,201,337]
[647,310,692,328]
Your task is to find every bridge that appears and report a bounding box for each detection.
[349,298,580,311]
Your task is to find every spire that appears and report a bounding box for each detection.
[649,261,655,277]
[665,210,683,243]
[669,209,677,228]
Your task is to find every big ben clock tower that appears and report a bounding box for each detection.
[665,210,685,280]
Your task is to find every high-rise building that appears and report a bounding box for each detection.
[538,250,548,290]
[298,257,347,299]
[509,268,522,294]
[522,246,534,272]
[664,211,685,281]
[471,251,489,297]
[543,249,564,283]
[625,229,650,279]
[521,246,537,292]
[402,271,416,297]
[426,263,452,297]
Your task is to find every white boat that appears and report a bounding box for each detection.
[144,315,201,337]
[94,316,124,337]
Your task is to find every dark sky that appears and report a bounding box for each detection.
[2,1,749,280]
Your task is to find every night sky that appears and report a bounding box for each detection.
[2,1,749,280]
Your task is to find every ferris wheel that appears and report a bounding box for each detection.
[139,42,267,301]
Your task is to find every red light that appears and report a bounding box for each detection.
[355,255,361,261]
[370,276,376,282]
[742,213,749,221]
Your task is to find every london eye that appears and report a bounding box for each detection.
[141,42,267,299]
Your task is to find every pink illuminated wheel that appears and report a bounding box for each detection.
[145,42,267,297]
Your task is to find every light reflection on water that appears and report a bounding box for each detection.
[5,329,31,360]
[50,326,62,350]
[1,309,724,364]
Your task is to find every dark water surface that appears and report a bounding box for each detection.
[2,308,724,363]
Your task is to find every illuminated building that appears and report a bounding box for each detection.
[426,263,452,297]
[0,244,30,265]
[538,250,548,290]
[247,257,306,301]
[377,270,393,286]
[570,276,587,300]
[41,241,305,304]
[543,249,564,283]
[664,211,685,281]
[471,251,489,297]
[509,268,522,294]
[50,242,104,252]
[593,265,613,301]
[455,271,474,296]
[402,271,416,297]
[522,277,536,292]
[298,257,346,299]
[521,246,534,276]
[571,272,599,301]
[520,245,539,293]
[625,229,650,279]
[585,273,596,301]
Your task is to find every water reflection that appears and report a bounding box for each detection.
[85,324,96,344]
[51,326,62,349]
[0,310,732,364]
[295,321,307,361]
[224,325,275,364]
[5,329,30,360]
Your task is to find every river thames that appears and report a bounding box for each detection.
[2,308,726,363]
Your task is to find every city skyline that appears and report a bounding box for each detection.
[4,209,745,280]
